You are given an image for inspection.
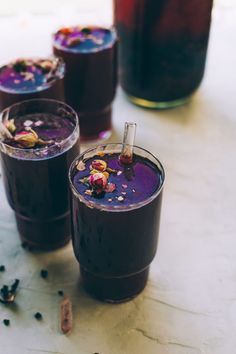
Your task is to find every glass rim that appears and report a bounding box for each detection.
[0,98,79,160]
[69,143,165,212]
[0,56,65,94]
[52,25,118,54]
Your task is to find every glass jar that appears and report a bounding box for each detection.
[114,0,214,109]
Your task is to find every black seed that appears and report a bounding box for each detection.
[3,319,10,326]
[0,265,5,272]
[21,242,27,249]
[81,27,91,35]
[58,290,64,296]
[11,279,20,294]
[1,285,9,299]
[34,312,42,320]
[13,60,27,73]
[21,242,34,252]
[40,269,48,279]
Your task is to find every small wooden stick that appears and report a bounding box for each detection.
[60,296,73,334]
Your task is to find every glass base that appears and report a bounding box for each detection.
[127,93,192,109]
[80,266,149,303]
[15,212,71,251]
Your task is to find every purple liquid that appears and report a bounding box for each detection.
[5,113,75,149]
[70,151,164,301]
[53,26,116,53]
[114,0,213,105]
[53,26,117,141]
[0,58,65,110]
[73,153,161,206]
[1,108,80,250]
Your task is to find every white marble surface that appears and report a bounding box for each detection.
[0,3,236,354]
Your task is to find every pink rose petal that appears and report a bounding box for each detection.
[105,183,116,193]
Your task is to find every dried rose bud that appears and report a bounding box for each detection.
[14,129,39,148]
[4,119,16,133]
[67,37,81,47]
[90,169,99,175]
[38,60,53,74]
[59,27,73,35]
[88,173,107,190]
[102,171,109,179]
[91,159,107,172]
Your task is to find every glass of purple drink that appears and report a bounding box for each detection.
[69,143,165,302]
[0,57,65,111]
[0,99,80,250]
[114,0,213,108]
[52,26,117,142]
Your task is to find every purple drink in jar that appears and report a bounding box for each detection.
[69,143,165,302]
[52,26,117,142]
[114,0,213,108]
[0,58,65,110]
[0,99,80,250]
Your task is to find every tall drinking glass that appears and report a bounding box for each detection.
[0,99,80,250]
[69,143,165,302]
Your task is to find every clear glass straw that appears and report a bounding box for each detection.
[119,122,136,164]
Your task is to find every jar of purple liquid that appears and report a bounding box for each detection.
[114,0,213,109]
[0,99,80,250]
[69,143,165,302]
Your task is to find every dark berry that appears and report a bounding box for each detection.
[81,27,91,35]
[34,312,42,320]
[0,265,5,272]
[40,269,48,279]
[3,319,10,326]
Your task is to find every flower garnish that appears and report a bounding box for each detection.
[14,129,39,148]
[58,27,73,36]
[88,173,107,190]
[107,167,117,174]
[117,196,124,202]
[14,128,52,148]
[38,60,53,74]
[80,158,117,197]
[4,119,16,134]
[22,72,34,81]
[105,183,116,193]
[87,34,103,45]
[96,151,105,157]
[102,171,109,179]
[76,160,86,171]
[91,159,107,172]
[67,37,82,47]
